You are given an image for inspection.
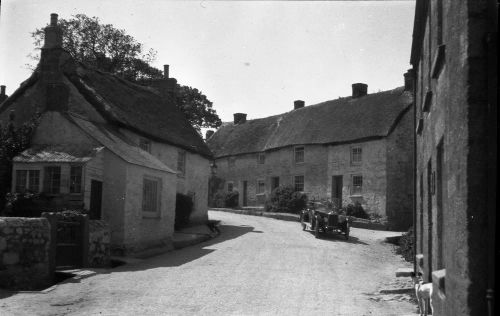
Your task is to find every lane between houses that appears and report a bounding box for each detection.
[0,211,415,316]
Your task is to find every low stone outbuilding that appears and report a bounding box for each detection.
[0,14,212,254]
[208,79,414,229]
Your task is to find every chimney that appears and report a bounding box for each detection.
[0,85,7,104]
[233,113,247,125]
[163,65,169,79]
[294,100,305,110]
[206,130,215,140]
[43,13,62,49]
[404,69,415,91]
[352,83,368,98]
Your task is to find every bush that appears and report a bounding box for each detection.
[343,202,369,219]
[175,193,193,230]
[265,185,307,214]
[211,190,239,208]
[397,227,414,262]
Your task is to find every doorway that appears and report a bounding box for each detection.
[332,176,343,209]
[242,181,248,207]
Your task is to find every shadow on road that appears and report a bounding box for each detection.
[305,231,369,245]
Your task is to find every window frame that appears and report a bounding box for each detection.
[294,146,305,164]
[257,153,265,165]
[142,176,161,216]
[15,169,40,193]
[139,138,152,153]
[351,174,363,195]
[294,175,305,192]
[177,150,186,177]
[69,165,83,194]
[351,147,362,165]
[256,179,266,195]
[44,166,61,194]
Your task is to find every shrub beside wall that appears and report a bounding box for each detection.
[0,217,52,290]
[265,185,308,214]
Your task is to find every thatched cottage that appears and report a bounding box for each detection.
[207,79,414,229]
[0,14,212,254]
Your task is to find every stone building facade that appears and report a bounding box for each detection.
[411,0,496,315]
[0,14,212,254]
[208,79,414,229]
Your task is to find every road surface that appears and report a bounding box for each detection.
[0,210,416,315]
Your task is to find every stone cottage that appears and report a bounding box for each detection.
[0,14,212,254]
[207,78,414,229]
[411,0,496,315]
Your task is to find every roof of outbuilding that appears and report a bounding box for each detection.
[207,87,412,158]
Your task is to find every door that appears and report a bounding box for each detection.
[332,176,343,209]
[90,180,103,220]
[242,181,248,207]
[271,177,280,191]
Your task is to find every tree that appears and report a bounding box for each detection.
[30,14,222,131]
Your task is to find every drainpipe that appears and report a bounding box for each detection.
[411,67,417,275]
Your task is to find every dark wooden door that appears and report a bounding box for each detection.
[242,181,248,206]
[332,176,343,209]
[56,219,83,269]
[90,180,103,220]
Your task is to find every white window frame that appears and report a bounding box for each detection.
[256,179,266,194]
[69,165,83,194]
[139,138,152,153]
[294,175,305,192]
[294,146,305,164]
[257,153,265,164]
[351,146,362,165]
[15,169,40,193]
[44,166,61,194]
[142,176,161,216]
[351,175,363,195]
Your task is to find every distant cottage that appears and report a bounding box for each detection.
[0,14,212,254]
[207,78,414,229]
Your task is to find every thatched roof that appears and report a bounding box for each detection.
[0,59,212,158]
[14,144,103,163]
[208,87,412,158]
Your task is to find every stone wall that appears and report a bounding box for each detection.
[88,220,110,268]
[0,217,52,290]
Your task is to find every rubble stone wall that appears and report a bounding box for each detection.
[88,220,111,268]
[0,217,52,290]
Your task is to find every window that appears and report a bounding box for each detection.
[44,166,61,194]
[227,182,234,192]
[69,166,83,193]
[177,150,186,176]
[142,177,160,213]
[257,180,266,194]
[257,153,265,164]
[294,146,304,163]
[15,170,40,193]
[139,138,151,153]
[294,175,304,192]
[351,147,362,165]
[351,175,362,195]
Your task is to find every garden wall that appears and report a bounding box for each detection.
[88,220,111,268]
[0,217,52,290]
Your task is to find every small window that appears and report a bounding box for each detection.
[15,170,40,193]
[139,138,151,153]
[257,153,265,164]
[227,182,234,192]
[142,177,161,213]
[69,166,83,193]
[257,180,266,194]
[177,151,186,176]
[294,146,305,164]
[294,175,304,192]
[351,175,363,195]
[351,147,362,165]
[44,166,61,194]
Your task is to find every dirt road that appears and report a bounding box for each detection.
[0,211,415,315]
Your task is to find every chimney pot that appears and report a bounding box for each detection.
[233,113,247,125]
[404,69,415,91]
[0,85,5,95]
[163,65,169,79]
[50,13,58,26]
[206,130,215,140]
[352,83,368,98]
[294,100,305,110]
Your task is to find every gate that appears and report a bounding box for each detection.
[43,212,89,270]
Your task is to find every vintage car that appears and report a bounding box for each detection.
[300,201,350,240]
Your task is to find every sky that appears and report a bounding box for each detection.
[0,0,415,123]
